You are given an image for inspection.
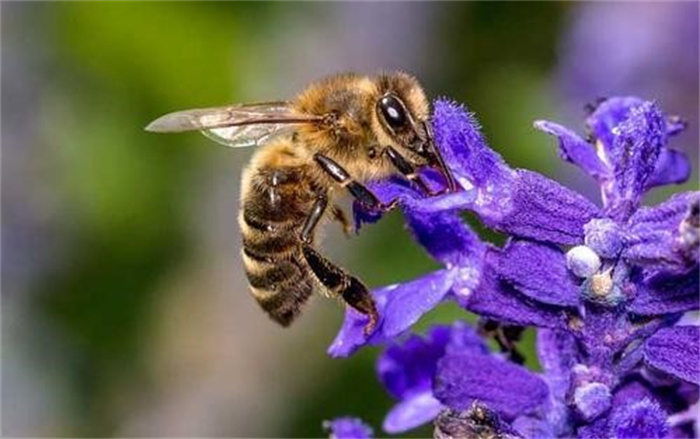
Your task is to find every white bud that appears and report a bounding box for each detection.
[566,245,601,278]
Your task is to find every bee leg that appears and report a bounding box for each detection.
[314,153,396,212]
[302,244,378,335]
[331,205,352,237]
[383,146,433,195]
[299,195,378,334]
[300,193,328,244]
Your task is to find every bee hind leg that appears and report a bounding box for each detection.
[299,194,378,334]
[302,244,378,335]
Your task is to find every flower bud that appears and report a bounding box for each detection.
[566,246,601,278]
[573,382,611,421]
[584,218,624,258]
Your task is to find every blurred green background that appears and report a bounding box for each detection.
[2,2,697,437]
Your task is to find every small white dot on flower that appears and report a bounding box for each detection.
[566,245,601,278]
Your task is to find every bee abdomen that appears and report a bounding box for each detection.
[243,251,313,326]
[242,231,298,256]
[239,154,319,327]
[240,205,315,326]
[245,257,306,290]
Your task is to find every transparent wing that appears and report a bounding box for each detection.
[201,120,299,148]
[145,101,322,148]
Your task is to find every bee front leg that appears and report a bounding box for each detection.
[383,146,433,195]
[313,153,396,212]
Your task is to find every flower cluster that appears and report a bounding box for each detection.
[326,97,699,438]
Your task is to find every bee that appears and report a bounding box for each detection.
[146,72,455,334]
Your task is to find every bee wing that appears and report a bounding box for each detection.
[145,101,323,148]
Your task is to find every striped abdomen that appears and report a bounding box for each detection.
[239,158,320,326]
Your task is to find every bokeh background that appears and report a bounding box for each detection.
[2,2,698,437]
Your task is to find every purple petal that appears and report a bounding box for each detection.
[328,269,456,357]
[382,269,455,338]
[432,98,512,190]
[536,329,577,436]
[644,325,700,384]
[376,326,450,400]
[403,195,486,267]
[493,240,580,307]
[577,416,609,439]
[325,417,374,439]
[609,398,669,439]
[587,97,686,155]
[629,267,699,315]
[484,170,600,245]
[534,119,608,180]
[353,177,416,232]
[602,101,667,219]
[352,170,450,232]
[382,392,443,434]
[586,96,646,153]
[377,322,489,429]
[625,191,700,273]
[353,173,486,269]
[512,416,555,439]
[457,253,567,329]
[433,353,549,420]
[537,328,577,402]
[327,286,391,358]
[647,148,691,189]
[443,320,491,356]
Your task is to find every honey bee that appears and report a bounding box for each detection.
[146,72,455,333]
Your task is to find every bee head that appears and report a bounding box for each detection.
[372,72,456,192]
[372,72,431,157]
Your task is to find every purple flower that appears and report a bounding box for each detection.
[376,323,484,433]
[558,2,699,167]
[328,97,699,437]
[374,322,548,434]
[324,417,373,439]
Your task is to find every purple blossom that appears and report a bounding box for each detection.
[376,323,486,433]
[324,417,374,439]
[327,97,699,438]
[558,2,699,167]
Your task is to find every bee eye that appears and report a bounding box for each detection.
[379,95,407,130]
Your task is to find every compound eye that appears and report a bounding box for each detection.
[379,95,408,130]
